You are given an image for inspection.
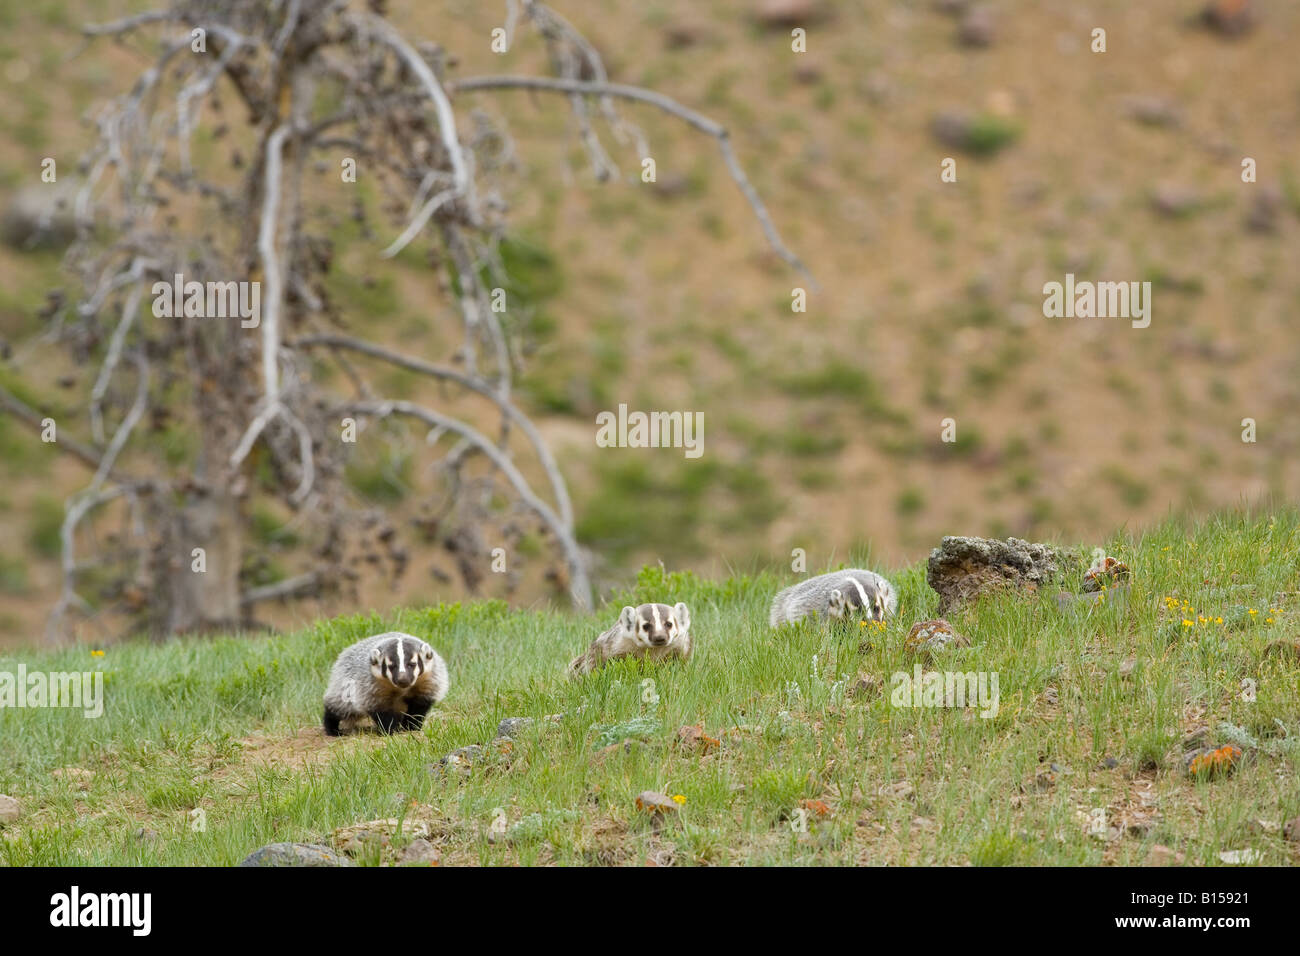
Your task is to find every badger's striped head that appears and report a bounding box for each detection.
[618,602,691,648]
[370,636,435,690]
[828,577,886,623]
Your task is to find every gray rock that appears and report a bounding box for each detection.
[496,717,535,739]
[238,842,355,867]
[927,536,1069,613]
[0,794,21,824]
[957,6,995,47]
[754,0,825,29]
[398,838,440,864]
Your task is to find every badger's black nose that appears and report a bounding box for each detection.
[650,635,668,646]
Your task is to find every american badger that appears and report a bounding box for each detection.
[323,632,449,736]
[568,602,693,676]
[769,569,898,627]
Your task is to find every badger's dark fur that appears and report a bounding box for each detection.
[323,632,449,736]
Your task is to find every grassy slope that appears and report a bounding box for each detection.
[2,508,1299,866]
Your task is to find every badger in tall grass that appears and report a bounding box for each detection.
[323,632,449,736]
[568,602,693,676]
[769,569,897,628]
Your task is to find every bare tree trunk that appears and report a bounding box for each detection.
[155,485,244,636]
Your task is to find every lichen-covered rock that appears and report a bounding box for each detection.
[496,717,534,739]
[238,843,355,867]
[903,618,969,656]
[1082,556,1131,592]
[635,791,678,815]
[926,536,1067,612]
[332,818,431,854]
[1184,744,1243,779]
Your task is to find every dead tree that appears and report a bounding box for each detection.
[7,0,808,640]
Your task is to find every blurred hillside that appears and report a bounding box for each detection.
[0,0,1297,644]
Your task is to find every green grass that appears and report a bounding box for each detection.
[1,509,1299,865]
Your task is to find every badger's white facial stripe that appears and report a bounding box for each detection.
[844,577,870,609]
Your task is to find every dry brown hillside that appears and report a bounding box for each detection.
[0,0,1297,645]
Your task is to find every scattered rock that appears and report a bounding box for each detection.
[1119,656,1138,678]
[754,0,825,29]
[903,618,969,656]
[1124,95,1181,128]
[496,717,534,739]
[1151,182,1200,218]
[799,798,832,817]
[792,60,823,84]
[957,5,995,47]
[1083,556,1131,592]
[0,795,22,824]
[635,791,678,815]
[877,780,914,801]
[930,110,976,150]
[676,724,721,755]
[432,744,483,776]
[398,838,440,865]
[662,21,708,50]
[1283,817,1300,843]
[332,818,431,854]
[933,0,969,15]
[1201,0,1255,37]
[1185,744,1243,779]
[650,172,690,200]
[239,843,355,867]
[926,536,1067,613]
[133,827,158,842]
[848,673,882,700]
[1099,756,1120,770]
[1245,185,1282,233]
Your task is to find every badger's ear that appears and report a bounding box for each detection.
[369,649,383,666]
[419,643,434,660]
[673,602,691,632]
[619,606,638,632]
[828,588,845,612]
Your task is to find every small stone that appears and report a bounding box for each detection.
[1245,185,1282,233]
[957,5,995,47]
[1124,95,1181,128]
[849,674,882,700]
[635,791,678,815]
[676,724,721,754]
[754,0,825,29]
[495,717,534,739]
[904,618,969,656]
[1151,183,1200,218]
[1201,0,1255,37]
[0,795,22,824]
[134,827,158,842]
[239,842,356,867]
[1082,556,1131,592]
[1185,744,1243,778]
[398,838,440,865]
[1119,656,1137,678]
[1282,817,1300,843]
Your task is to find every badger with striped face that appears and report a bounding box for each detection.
[769,568,898,628]
[568,602,694,676]
[323,632,449,736]
[826,575,889,623]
